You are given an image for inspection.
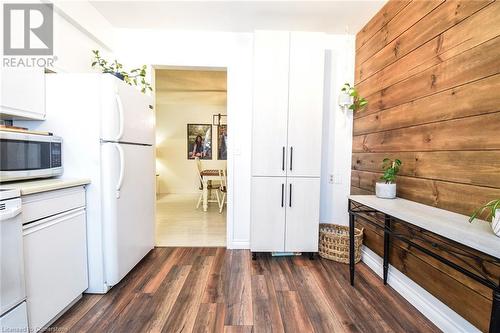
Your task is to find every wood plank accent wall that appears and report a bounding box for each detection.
[352,1,500,331]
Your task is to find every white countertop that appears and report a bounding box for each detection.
[349,195,500,259]
[0,178,91,196]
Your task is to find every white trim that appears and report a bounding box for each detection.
[229,240,250,249]
[361,246,480,333]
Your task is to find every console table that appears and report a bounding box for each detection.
[348,195,500,333]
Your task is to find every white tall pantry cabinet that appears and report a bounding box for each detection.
[251,31,325,255]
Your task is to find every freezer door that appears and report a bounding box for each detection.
[100,75,154,145]
[101,142,155,287]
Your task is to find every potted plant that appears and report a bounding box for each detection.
[339,83,368,112]
[376,158,402,199]
[91,50,152,93]
[469,199,500,237]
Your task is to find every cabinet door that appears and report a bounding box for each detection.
[250,177,286,252]
[287,32,325,177]
[285,177,320,252]
[1,68,45,120]
[252,31,289,177]
[23,208,88,331]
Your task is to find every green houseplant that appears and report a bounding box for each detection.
[376,158,402,199]
[91,50,152,93]
[469,199,500,237]
[340,83,368,112]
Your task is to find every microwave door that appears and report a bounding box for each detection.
[0,133,63,181]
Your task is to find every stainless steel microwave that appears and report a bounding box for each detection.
[0,131,63,182]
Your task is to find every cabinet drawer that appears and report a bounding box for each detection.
[23,208,88,331]
[22,187,85,224]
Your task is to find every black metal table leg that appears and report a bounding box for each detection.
[490,287,500,333]
[383,214,391,285]
[349,204,355,286]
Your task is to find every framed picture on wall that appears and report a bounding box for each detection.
[218,125,227,160]
[187,124,212,160]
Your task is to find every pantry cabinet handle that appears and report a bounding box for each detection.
[289,147,293,171]
[282,147,285,171]
[281,183,284,207]
[289,183,292,207]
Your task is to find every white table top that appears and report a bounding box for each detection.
[349,195,500,259]
[0,178,91,196]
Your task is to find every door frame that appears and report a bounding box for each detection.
[152,64,234,248]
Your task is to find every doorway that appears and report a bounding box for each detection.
[154,68,228,247]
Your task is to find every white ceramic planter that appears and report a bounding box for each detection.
[492,209,500,237]
[375,182,396,199]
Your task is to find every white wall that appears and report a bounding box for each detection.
[1,1,112,75]
[320,35,355,226]
[156,88,227,194]
[113,29,354,248]
[113,30,253,248]
[50,1,114,73]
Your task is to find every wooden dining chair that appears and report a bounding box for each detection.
[195,157,220,209]
[218,169,227,213]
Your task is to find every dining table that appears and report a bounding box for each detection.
[200,169,225,212]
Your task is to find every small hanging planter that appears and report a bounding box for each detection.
[339,83,368,112]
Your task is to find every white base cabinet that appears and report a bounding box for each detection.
[285,178,320,252]
[251,177,320,252]
[250,177,286,252]
[22,187,88,332]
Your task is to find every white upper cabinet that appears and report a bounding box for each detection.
[251,31,325,178]
[252,31,290,177]
[1,68,46,120]
[287,32,325,177]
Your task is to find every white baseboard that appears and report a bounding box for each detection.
[228,240,249,249]
[361,246,480,333]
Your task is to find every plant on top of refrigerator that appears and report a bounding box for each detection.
[91,50,152,93]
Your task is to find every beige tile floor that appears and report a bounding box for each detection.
[156,193,226,247]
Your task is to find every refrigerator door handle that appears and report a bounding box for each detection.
[114,143,125,198]
[115,94,125,141]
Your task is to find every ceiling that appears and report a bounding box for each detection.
[90,1,386,34]
[155,69,227,105]
[156,69,227,92]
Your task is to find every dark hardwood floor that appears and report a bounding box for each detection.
[50,248,440,332]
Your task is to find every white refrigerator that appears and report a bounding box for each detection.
[19,74,155,293]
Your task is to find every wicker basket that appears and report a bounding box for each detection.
[318,223,364,264]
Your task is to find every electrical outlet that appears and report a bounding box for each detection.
[329,174,334,184]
